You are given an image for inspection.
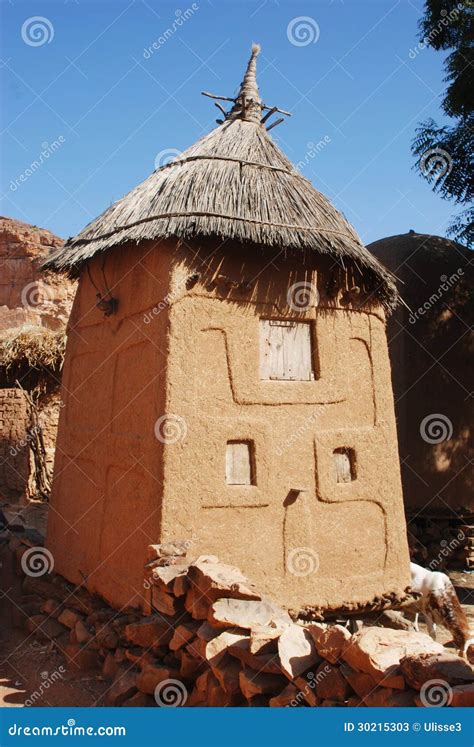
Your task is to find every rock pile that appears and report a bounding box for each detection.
[6,537,474,707]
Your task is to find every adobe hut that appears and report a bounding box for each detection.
[369,231,473,569]
[44,45,410,613]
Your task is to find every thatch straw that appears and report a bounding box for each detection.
[0,326,66,375]
[43,45,398,311]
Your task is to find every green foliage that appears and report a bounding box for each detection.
[412,0,473,246]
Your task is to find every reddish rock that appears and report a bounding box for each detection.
[102,652,119,680]
[122,691,155,707]
[205,629,249,662]
[278,624,320,679]
[315,662,352,702]
[343,628,443,682]
[57,608,82,629]
[340,663,382,699]
[208,598,291,630]
[136,663,180,695]
[75,619,93,644]
[106,667,138,706]
[124,615,174,647]
[169,622,201,651]
[450,684,474,707]
[185,587,210,620]
[363,688,417,707]
[293,672,320,706]
[269,683,300,707]
[151,589,180,616]
[41,599,61,616]
[64,644,99,671]
[210,653,242,695]
[239,667,287,700]
[308,623,351,664]
[400,652,474,690]
[188,559,261,604]
[250,626,282,655]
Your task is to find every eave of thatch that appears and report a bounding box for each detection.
[0,326,66,388]
[43,47,399,311]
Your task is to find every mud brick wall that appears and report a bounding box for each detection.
[0,389,30,501]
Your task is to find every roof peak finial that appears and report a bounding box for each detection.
[228,42,262,123]
[201,43,292,129]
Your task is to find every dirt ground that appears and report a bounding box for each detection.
[1,570,472,708]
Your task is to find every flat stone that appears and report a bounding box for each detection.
[269,683,300,707]
[250,626,283,655]
[151,589,180,616]
[278,624,320,679]
[340,661,405,694]
[75,619,93,644]
[450,684,474,707]
[146,541,189,562]
[343,628,444,682]
[178,650,207,680]
[208,598,292,630]
[308,623,351,664]
[150,563,189,590]
[363,687,417,707]
[185,587,209,620]
[169,622,201,651]
[64,644,99,671]
[57,608,83,629]
[293,672,320,706]
[124,615,174,647]
[188,559,261,604]
[205,630,249,662]
[106,667,138,706]
[102,652,119,680]
[136,663,180,695]
[122,691,155,707]
[210,653,242,695]
[41,598,61,616]
[239,667,287,700]
[314,662,352,702]
[400,652,474,690]
[228,641,282,675]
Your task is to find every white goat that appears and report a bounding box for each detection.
[409,562,473,658]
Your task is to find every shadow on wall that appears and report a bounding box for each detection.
[368,232,473,515]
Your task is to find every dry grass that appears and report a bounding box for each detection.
[0,325,66,375]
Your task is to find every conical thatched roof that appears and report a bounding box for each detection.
[44,45,398,310]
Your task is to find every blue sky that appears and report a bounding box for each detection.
[1,0,456,245]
